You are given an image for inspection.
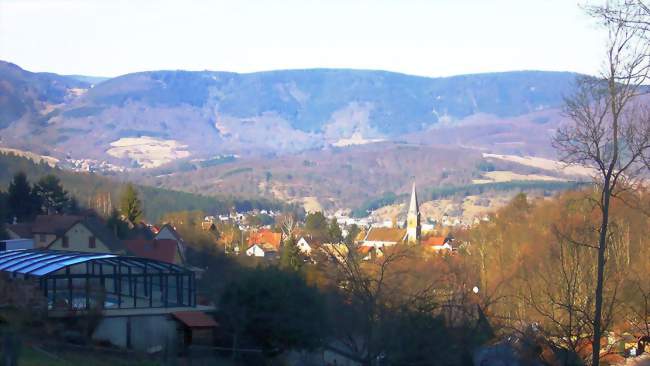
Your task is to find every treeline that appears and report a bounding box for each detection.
[0,153,286,222]
[352,180,585,217]
[456,188,650,363]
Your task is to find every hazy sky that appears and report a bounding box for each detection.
[0,0,607,78]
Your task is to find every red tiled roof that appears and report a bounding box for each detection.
[248,229,282,250]
[124,239,178,264]
[358,246,373,255]
[172,311,218,328]
[422,236,447,246]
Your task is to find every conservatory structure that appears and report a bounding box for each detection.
[0,249,196,311]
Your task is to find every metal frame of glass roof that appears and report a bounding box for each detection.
[0,249,190,277]
[0,249,197,311]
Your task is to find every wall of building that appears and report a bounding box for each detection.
[155,228,183,264]
[34,233,57,248]
[93,314,178,351]
[49,223,110,253]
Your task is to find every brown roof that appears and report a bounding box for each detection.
[124,239,179,264]
[32,215,83,235]
[172,311,218,328]
[364,227,406,243]
[6,223,33,238]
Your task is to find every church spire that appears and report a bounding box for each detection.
[406,182,421,243]
[408,182,419,216]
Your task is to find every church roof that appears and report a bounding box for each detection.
[408,183,419,216]
[364,227,407,243]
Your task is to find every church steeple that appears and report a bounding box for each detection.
[406,182,421,243]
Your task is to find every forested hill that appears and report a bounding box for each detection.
[0,153,285,222]
[0,60,579,164]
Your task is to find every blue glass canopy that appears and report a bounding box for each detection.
[0,249,188,277]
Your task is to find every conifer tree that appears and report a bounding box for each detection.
[7,172,39,222]
[280,235,303,272]
[33,174,69,214]
[119,183,144,223]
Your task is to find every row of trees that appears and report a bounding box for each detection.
[3,172,77,222]
[0,172,147,243]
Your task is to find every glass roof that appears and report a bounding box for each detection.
[0,249,189,277]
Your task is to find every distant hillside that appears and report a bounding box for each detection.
[0,60,578,167]
[64,74,110,85]
[0,153,286,222]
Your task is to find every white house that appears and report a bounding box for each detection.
[296,237,313,255]
[245,243,278,258]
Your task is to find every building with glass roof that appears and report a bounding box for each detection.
[0,249,196,311]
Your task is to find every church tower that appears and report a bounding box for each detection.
[406,182,421,243]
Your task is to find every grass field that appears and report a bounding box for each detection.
[0,345,159,366]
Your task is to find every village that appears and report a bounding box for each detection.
[0,178,473,365]
[1,175,649,366]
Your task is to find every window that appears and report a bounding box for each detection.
[62,236,69,248]
[89,236,96,248]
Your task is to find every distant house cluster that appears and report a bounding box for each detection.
[357,184,459,253]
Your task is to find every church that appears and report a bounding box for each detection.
[361,183,421,248]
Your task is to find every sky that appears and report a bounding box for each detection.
[0,0,607,78]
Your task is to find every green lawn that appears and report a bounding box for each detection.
[1,345,159,366]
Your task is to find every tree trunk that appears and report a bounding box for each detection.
[592,184,612,366]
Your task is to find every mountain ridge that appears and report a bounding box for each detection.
[0,60,577,169]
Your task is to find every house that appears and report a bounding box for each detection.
[358,245,383,261]
[7,215,122,254]
[155,224,187,265]
[48,217,123,253]
[124,239,184,265]
[320,243,349,262]
[421,236,454,252]
[296,237,313,255]
[246,243,278,258]
[247,228,283,251]
[362,227,407,248]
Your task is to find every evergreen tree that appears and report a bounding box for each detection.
[280,235,303,272]
[107,209,130,239]
[345,224,360,246]
[33,174,70,214]
[120,183,144,223]
[328,218,343,243]
[7,172,39,222]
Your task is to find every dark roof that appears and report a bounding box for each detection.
[32,215,83,235]
[124,223,155,240]
[0,249,191,278]
[172,311,218,328]
[6,223,33,239]
[124,239,178,264]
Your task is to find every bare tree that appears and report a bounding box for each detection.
[320,243,412,366]
[554,2,650,364]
